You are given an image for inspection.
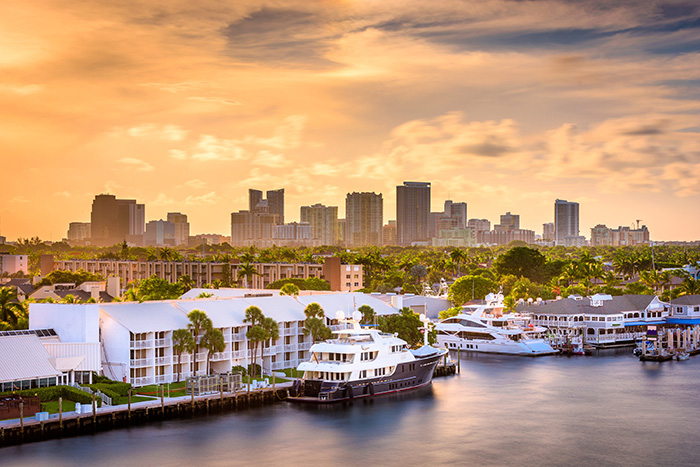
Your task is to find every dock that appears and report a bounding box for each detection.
[0,385,290,448]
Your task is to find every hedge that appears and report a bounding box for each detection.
[87,382,132,397]
[86,385,120,401]
[0,385,102,407]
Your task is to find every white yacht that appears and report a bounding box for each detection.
[436,293,557,356]
[288,311,446,403]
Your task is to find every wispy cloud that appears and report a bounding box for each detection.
[118,158,155,171]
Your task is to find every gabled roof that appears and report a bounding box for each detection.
[670,295,700,306]
[0,335,62,383]
[297,293,399,317]
[99,301,190,333]
[526,295,659,315]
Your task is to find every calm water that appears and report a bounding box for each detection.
[3,351,700,467]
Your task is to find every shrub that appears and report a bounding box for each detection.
[87,382,132,397]
[0,385,102,407]
[231,365,247,377]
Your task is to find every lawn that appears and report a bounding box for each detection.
[134,381,187,398]
[40,399,73,414]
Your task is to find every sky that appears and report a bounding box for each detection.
[1,0,699,242]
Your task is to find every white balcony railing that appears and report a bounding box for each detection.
[211,351,231,361]
[286,343,298,351]
[155,338,171,348]
[196,351,207,361]
[131,376,154,387]
[263,345,283,356]
[155,375,169,384]
[298,342,312,351]
[231,350,246,360]
[155,356,171,365]
[130,340,154,349]
[130,358,153,368]
[232,332,247,341]
[283,328,297,336]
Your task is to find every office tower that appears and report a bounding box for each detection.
[542,222,555,242]
[495,212,520,232]
[554,199,579,246]
[90,194,145,246]
[345,192,383,247]
[300,204,338,246]
[144,220,176,246]
[396,182,431,246]
[444,200,467,229]
[67,222,91,242]
[266,189,285,225]
[230,211,278,246]
[337,219,346,245]
[382,220,397,246]
[249,188,284,224]
[167,212,190,246]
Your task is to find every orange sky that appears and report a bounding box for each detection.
[1,0,699,241]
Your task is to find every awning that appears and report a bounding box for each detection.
[665,318,700,326]
[624,321,666,327]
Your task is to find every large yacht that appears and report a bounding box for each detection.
[288,311,446,403]
[436,293,557,356]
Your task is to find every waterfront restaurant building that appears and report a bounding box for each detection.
[526,294,667,347]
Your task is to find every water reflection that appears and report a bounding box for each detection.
[3,355,700,467]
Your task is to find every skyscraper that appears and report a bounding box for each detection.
[396,181,431,246]
[300,203,339,246]
[444,200,467,229]
[167,212,190,245]
[554,199,579,245]
[345,192,383,247]
[248,188,284,224]
[90,194,145,246]
[496,212,520,231]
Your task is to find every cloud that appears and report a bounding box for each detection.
[191,135,246,161]
[187,96,242,105]
[118,124,188,141]
[184,179,207,189]
[0,83,43,95]
[118,158,155,171]
[53,191,72,197]
[151,193,175,206]
[252,150,290,167]
[185,192,218,205]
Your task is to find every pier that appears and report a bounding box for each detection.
[0,385,290,448]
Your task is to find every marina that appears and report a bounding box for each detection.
[2,351,699,466]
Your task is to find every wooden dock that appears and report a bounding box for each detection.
[0,386,289,448]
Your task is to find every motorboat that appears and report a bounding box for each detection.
[436,293,557,356]
[288,311,446,403]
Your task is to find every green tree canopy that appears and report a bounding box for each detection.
[303,317,332,344]
[132,276,183,301]
[266,277,331,291]
[448,275,498,305]
[187,309,213,375]
[35,269,104,288]
[378,307,423,348]
[493,247,547,282]
[358,304,376,325]
[279,283,300,297]
[172,328,195,382]
[201,327,226,374]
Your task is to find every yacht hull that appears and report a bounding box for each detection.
[288,352,444,403]
[439,337,558,356]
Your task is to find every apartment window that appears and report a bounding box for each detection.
[354,282,359,287]
[346,283,351,287]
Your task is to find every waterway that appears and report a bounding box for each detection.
[3,350,700,466]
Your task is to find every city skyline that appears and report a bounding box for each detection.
[2,1,700,241]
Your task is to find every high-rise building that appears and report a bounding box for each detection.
[90,194,145,246]
[167,212,190,246]
[230,211,278,246]
[144,220,176,246]
[542,222,555,242]
[396,181,431,246]
[554,199,579,246]
[468,218,491,233]
[248,188,284,224]
[590,224,650,247]
[382,220,397,246]
[444,200,467,229]
[345,192,383,247]
[496,212,520,231]
[300,204,338,246]
[67,222,91,242]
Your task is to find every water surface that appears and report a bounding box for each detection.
[3,351,699,466]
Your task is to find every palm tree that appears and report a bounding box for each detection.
[450,249,468,277]
[358,304,376,325]
[303,302,331,344]
[237,263,260,288]
[178,275,195,293]
[261,317,280,375]
[187,310,212,376]
[678,278,700,296]
[172,328,195,382]
[201,327,225,375]
[244,305,265,378]
[279,283,300,297]
[578,260,604,296]
[0,287,22,327]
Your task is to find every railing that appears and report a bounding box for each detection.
[283,328,297,336]
[298,342,312,351]
[155,356,171,365]
[155,375,170,384]
[131,376,153,387]
[130,340,154,349]
[196,351,207,361]
[232,332,247,341]
[130,358,153,367]
[211,351,231,361]
[263,345,283,356]
[231,350,247,360]
[71,383,112,406]
[155,338,171,347]
[286,343,298,351]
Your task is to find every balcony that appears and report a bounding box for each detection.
[298,342,312,351]
[155,375,170,384]
[211,351,231,361]
[130,340,154,349]
[131,376,154,387]
[232,332,247,341]
[130,358,153,368]
[263,345,283,356]
[285,343,298,351]
[155,338,172,348]
[155,356,171,365]
[283,328,297,336]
